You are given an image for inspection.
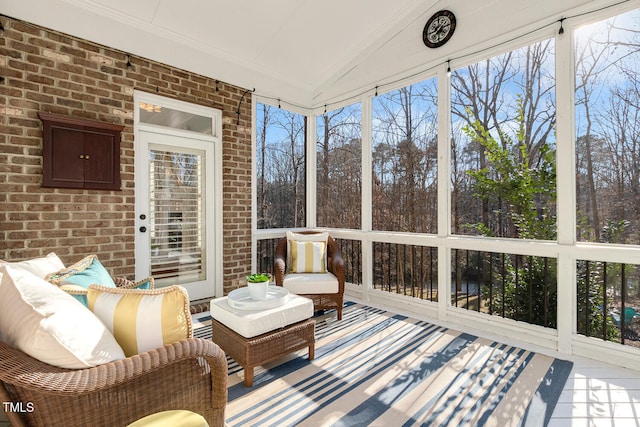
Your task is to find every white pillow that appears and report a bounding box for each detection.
[285,231,329,269]
[0,265,125,369]
[0,252,65,280]
[289,240,327,273]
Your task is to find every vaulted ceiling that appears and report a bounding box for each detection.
[2,0,600,108]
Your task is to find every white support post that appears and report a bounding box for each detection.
[306,112,317,229]
[555,22,577,354]
[361,96,373,298]
[437,63,452,321]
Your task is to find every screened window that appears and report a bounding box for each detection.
[256,103,306,229]
[575,8,640,244]
[450,39,557,240]
[372,79,438,233]
[316,103,362,229]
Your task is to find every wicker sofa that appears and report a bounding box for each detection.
[0,255,227,426]
[0,338,227,427]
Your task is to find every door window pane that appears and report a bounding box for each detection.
[139,103,214,135]
[149,147,205,285]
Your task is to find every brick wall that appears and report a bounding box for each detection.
[0,16,252,295]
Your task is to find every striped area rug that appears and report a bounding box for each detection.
[195,302,573,427]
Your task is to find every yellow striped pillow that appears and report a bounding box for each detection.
[87,285,193,357]
[290,240,327,273]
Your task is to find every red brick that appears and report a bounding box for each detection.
[1,16,252,294]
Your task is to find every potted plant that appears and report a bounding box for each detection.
[246,273,270,300]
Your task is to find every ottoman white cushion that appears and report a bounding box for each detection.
[210,294,313,338]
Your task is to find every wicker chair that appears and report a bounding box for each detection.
[274,231,345,320]
[0,338,227,427]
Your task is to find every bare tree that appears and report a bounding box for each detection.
[372,82,438,233]
[317,105,362,228]
[256,104,306,229]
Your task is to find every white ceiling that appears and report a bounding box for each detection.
[0,0,610,108]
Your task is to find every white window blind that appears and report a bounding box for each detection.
[149,149,205,285]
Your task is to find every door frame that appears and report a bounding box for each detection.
[133,91,223,299]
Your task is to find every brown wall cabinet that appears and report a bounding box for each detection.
[39,112,124,190]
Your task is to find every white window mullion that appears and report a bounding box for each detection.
[306,113,317,228]
[361,94,373,298]
[251,97,258,273]
[555,21,577,355]
[361,96,373,233]
[437,63,452,321]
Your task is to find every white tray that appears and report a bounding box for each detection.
[227,286,289,310]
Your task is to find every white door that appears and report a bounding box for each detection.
[134,93,222,301]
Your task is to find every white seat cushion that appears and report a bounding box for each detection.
[282,273,339,295]
[210,294,313,338]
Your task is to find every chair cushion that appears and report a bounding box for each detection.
[47,255,117,307]
[289,240,327,273]
[282,272,339,294]
[0,252,65,279]
[127,410,209,427]
[0,265,125,369]
[87,285,193,357]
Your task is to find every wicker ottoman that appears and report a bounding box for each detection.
[210,294,315,386]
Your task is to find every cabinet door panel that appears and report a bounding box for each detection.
[84,130,120,189]
[44,126,85,189]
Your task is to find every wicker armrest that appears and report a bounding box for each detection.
[0,338,227,427]
[113,276,135,288]
[274,238,288,287]
[327,239,345,290]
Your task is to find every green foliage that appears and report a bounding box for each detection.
[464,97,557,327]
[576,260,621,342]
[601,220,629,243]
[464,98,621,339]
[479,254,557,328]
[247,273,270,283]
[463,98,556,240]
[576,221,632,342]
